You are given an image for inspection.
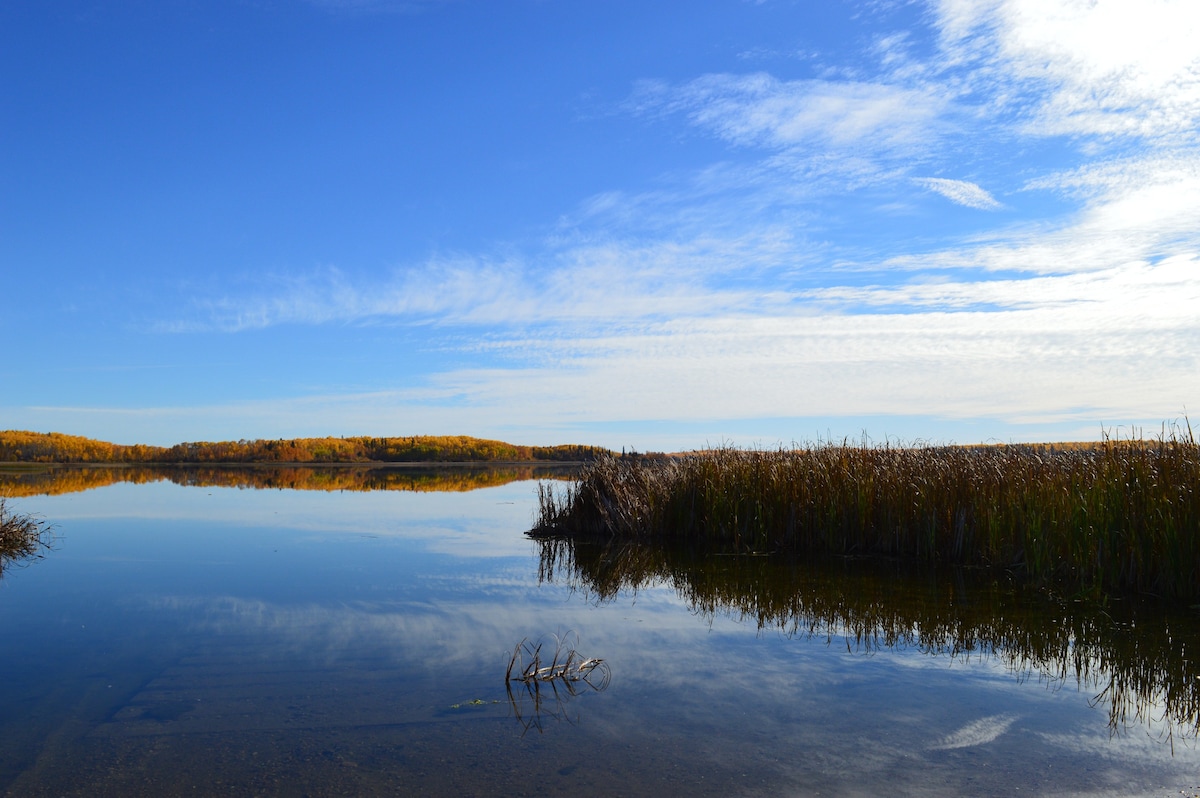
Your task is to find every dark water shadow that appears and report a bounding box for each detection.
[0,463,582,497]
[533,536,1200,746]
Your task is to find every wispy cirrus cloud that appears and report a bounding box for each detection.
[630,72,952,176]
[175,226,804,333]
[913,177,1003,210]
[805,255,1200,314]
[881,163,1200,278]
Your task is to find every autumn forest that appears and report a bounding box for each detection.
[0,430,608,465]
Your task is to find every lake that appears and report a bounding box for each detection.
[1,466,1198,796]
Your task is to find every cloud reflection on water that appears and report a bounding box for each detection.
[6,477,1198,795]
[24,477,548,557]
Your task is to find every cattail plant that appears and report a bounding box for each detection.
[532,426,1200,599]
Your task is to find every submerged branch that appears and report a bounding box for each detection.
[504,632,611,735]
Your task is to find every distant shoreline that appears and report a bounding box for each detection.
[0,460,593,469]
[0,430,611,466]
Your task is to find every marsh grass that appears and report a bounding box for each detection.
[535,537,1200,742]
[532,427,1200,599]
[0,498,52,572]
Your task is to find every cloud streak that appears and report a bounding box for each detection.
[636,72,950,155]
[914,177,1003,210]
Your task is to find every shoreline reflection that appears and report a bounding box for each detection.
[534,537,1200,744]
[0,464,580,497]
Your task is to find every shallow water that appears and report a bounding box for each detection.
[1,469,1198,796]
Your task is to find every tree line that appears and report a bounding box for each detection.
[0,431,608,464]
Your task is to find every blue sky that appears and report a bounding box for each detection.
[3,0,1199,450]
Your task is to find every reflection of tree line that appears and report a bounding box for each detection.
[535,537,1200,742]
[0,464,579,497]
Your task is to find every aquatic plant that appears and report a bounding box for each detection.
[505,632,611,734]
[0,498,52,572]
[532,427,1200,599]
[506,631,610,688]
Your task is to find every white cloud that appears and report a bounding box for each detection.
[935,0,1200,142]
[156,208,1199,444]
[477,302,1197,424]
[183,225,811,333]
[888,164,1200,277]
[807,255,1200,313]
[635,72,949,157]
[914,177,1003,209]
[109,262,1200,441]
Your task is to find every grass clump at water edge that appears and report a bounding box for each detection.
[0,498,53,571]
[531,430,1200,599]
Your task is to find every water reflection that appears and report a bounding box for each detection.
[4,481,1198,794]
[534,537,1200,743]
[0,464,579,497]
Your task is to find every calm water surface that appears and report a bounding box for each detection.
[1,468,1198,796]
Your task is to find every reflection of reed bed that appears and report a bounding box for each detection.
[533,434,1200,598]
[0,464,581,497]
[536,537,1200,741]
[0,498,52,572]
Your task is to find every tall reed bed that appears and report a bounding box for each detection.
[532,432,1200,598]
